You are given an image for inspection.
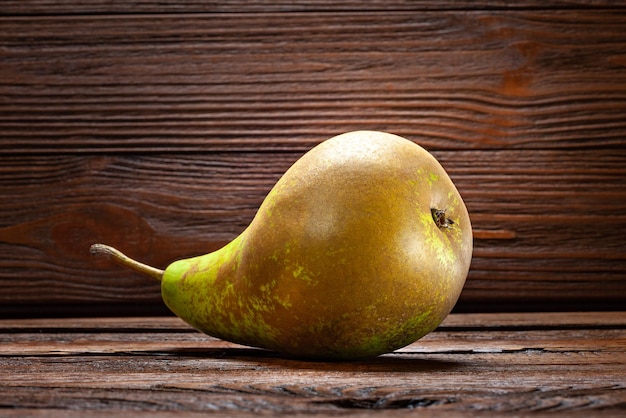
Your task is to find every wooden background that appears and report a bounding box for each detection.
[1,1,625,317]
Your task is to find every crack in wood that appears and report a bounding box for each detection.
[313,396,454,409]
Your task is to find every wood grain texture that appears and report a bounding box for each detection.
[0,313,624,415]
[0,150,624,313]
[1,6,625,314]
[2,1,625,16]
[1,11,625,152]
[2,311,625,330]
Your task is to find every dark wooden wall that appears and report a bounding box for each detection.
[1,1,625,317]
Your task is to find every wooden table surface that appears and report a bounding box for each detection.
[0,311,624,416]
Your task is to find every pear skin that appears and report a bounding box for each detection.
[92,130,472,360]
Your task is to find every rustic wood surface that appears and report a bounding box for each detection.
[0,312,624,416]
[2,1,625,15]
[1,1,625,315]
[3,9,626,152]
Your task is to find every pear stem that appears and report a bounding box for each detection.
[90,243,164,282]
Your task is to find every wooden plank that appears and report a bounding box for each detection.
[1,10,625,152]
[1,1,624,16]
[1,327,624,356]
[440,311,626,329]
[0,150,624,312]
[1,311,623,331]
[0,313,623,414]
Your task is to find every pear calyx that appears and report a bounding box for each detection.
[90,243,164,282]
[431,208,455,229]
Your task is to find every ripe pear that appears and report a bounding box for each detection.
[91,130,472,360]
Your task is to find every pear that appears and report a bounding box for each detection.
[91,130,472,360]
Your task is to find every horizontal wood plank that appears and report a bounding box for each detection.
[0,312,623,415]
[1,311,624,331]
[1,329,624,360]
[1,149,624,312]
[2,1,625,16]
[1,10,625,152]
